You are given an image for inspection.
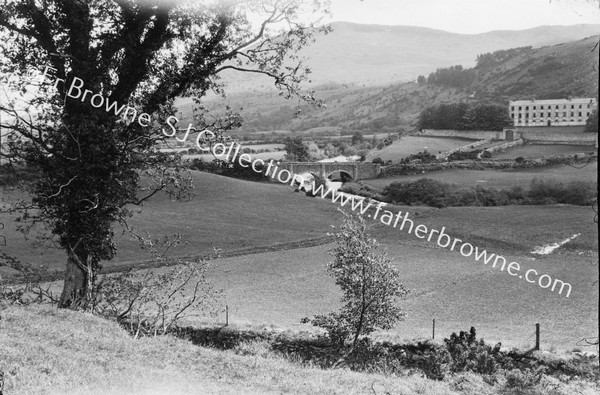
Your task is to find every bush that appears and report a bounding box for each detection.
[444,327,507,376]
[382,178,595,208]
[384,178,450,207]
[400,150,437,164]
[528,178,597,206]
[372,157,385,165]
[448,150,482,161]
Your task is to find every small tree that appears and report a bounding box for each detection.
[283,136,310,162]
[303,211,409,349]
[351,131,364,146]
[584,108,598,133]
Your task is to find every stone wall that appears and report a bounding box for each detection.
[420,129,504,140]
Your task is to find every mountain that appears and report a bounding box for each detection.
[179,35,598,135]
[217,22,600,89]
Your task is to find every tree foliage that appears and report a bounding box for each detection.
[350,131,364,145]
[0,0,329,307]
[475,46,533,71]
[283,136,310,161]
[584,107,598,133]
[418,102,512,131]
[427,65,478,89]
[303,211,409,348]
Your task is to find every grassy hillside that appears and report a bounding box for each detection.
[474,36,600,101]
[181,36,599,136]
[0,305,469,395]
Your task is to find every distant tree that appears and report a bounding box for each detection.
[283,136,310,162]
[475,46,533,71]
[427,65,478,88]
[460,104,512,131]
[584,108,598,133]
[419,102,510,131]
[302,211,409,349]
[417,75,427,85]
[351,131,364,146]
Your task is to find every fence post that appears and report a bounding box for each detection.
[225,305,229,327]
[433,319,435,339]
[535,323,540,350]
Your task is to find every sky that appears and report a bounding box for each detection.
[328,0,600,34]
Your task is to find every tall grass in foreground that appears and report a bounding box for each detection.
[1,305,598,395]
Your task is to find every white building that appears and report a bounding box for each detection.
[509,98,597,127]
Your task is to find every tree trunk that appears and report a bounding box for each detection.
[58,249,90,308]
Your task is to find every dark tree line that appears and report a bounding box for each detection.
[426,65,478,89]
[418,102,512,131]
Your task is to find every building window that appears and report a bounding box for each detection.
[556,105,559,109]
[525,106,529,110]
[579,105,582,109]
[571,105,574,109]
[579,112,582,117]
[511,114,514,118]
[511,106,514,111]
[541,105,544,110]
[519,114,522,118]
[525,113,529,118]
[519,106,522,110]
[533,106,536,110]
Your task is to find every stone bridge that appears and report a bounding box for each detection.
[277,161,381,181]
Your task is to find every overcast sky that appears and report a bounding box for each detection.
[328,0,600,34]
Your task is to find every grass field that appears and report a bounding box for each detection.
[493,144,596,159]
[192,236,597,352]
[364,161,598,189]
[181,203,597,352]
[0,171,340,277]
[365,136,478,162]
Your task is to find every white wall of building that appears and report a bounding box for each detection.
[509,98,597,127]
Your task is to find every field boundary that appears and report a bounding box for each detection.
[4,235,335,285]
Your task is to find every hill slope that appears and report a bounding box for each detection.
[187,35,599,134]
[217,22,600,90]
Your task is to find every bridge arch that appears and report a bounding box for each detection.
[277,162,380,181]
[326,170,353,183]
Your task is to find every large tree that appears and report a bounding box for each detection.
[0,0,329,307]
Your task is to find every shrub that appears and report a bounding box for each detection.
[400,150,437,164]
[448,150,482,161]
[528,178,597,205]
[372,157,385,165]
[384,178,449,207]
[444,327,507,376]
